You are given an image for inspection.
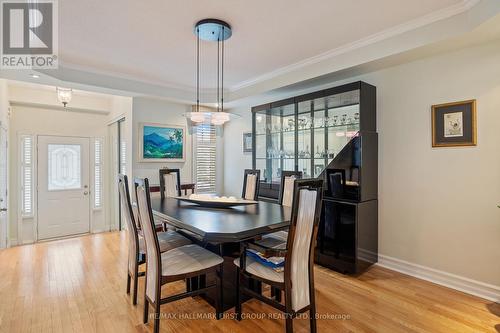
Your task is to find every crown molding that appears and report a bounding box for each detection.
[230,0,481,92]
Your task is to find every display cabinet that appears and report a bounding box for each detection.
[252,81,378,274]
[252,81,368,200]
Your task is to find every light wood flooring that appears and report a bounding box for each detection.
[0,231,498,333]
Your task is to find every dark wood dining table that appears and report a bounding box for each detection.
[149,196,291,310]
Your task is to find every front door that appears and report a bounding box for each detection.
[38,136,90,240]
[0,126,8,248]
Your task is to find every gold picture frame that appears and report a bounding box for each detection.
[431,99,477,147]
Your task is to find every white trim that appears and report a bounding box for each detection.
[377,254,500,303]
[231,0,481,91]
[9,101,110,115]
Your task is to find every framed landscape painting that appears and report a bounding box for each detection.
[139,123,185,162]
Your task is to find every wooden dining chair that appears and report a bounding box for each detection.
[255,171,303,250]
[134,177,224,333]
[242,169,260,200]
[159,168,181,198]
[234,179,324,333]
[118,174,191,305]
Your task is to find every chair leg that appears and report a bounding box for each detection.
[126,273,131,294]
[132,276,139,305]
[215,265,223,319]
[285,316,294,333]
[153,305,160,333]
[309,287,317,333]
[143,296,149,324]
[235,268,242,321]
[271,287,281,303]
[310,307,317,333]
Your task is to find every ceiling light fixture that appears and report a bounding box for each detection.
[56,87,72,107]
[30,73,40,79]
[186,19,233,126]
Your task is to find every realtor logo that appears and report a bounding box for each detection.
[1,0,58,69]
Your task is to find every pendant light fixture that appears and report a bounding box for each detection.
[56,87,72,107]
[187,19,233,126]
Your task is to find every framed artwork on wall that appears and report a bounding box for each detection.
[139,123,186,162]
[431,100,477,147]
[243,132,252,153]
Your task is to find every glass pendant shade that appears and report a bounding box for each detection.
[57,87,72,107]
[211,112,230,125]
[190,112,206,123]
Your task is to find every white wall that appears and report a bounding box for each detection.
[106,96,133,230]
[223,111,252,197]
[0,80,9,127]
[0,80,10,248]
[223,40,500,287]
[9,106,109,243]
[132,97,192,184]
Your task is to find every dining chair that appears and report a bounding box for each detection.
[159,168,181,198]
[255,171,303,250]
[242,169,260,200]
[118,174,192,305]
[234,178,324,333]
[135,177,224,333]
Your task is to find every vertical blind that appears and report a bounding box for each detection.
[195,124,216,193]
[20,135,33,216]
[94,138,102,209]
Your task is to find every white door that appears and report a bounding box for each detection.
[0,126,8,248]
[38,136,90,240]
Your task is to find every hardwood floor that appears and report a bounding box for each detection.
[0,231,498,333]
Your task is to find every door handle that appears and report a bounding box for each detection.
[83,191,89,195]
[0,208,7,212]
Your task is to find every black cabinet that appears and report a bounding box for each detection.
[252,81,378,274]
[316,199,378,274]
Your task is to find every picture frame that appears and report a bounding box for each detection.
[138,122,186,162]
[431,100,477,147]
[243,132,253,153]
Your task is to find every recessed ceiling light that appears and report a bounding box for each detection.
[30,74,40,79]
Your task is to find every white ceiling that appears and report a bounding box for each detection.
[2,0,499,104]
[59,0,462,89]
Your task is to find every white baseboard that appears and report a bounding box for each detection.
[377,254,500,303]
[8,238,17,247]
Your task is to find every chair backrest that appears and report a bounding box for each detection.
[118,174,140,274]
[284,179,323,312]
[242,169,260,200]
[279,171,303,207]
[159,168,181,198]
[134,177,161,303]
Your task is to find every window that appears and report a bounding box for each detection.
[20,135,33,217]
[47,144,82,190]
[94,138,103,209]
[194,124,216,193]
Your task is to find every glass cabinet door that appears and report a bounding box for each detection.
[253,87,362,200]
[254,102,295,199]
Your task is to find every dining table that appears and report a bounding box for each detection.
[149,196,291,311]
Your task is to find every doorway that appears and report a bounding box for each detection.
[37,135,90,240]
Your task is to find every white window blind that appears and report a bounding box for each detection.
[195,124,216,193]
[20,135,33,217]
[94,138,103,209]
[120,140,126,175]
